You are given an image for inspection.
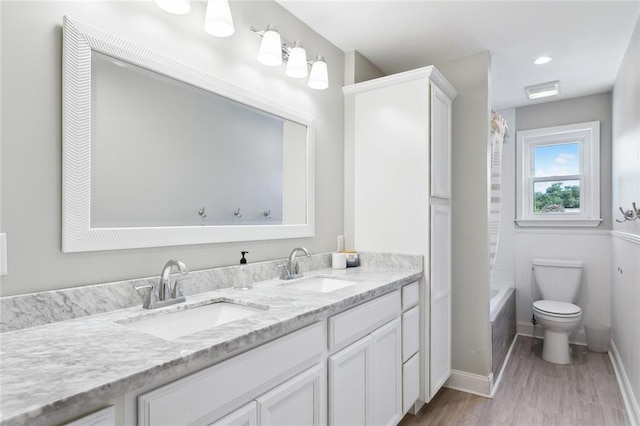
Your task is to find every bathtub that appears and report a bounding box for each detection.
[490,286,512,322]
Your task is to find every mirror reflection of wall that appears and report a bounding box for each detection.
[90,52,307,227]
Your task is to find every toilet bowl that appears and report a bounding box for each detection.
[533,300,582,364]
[531,259,583,365]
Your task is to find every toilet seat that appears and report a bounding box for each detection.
[533,300,581,317]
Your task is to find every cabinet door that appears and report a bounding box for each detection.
[256,364,325,426]
[430,203,452,397]
[371,318,402,426]
[430,81,453,199]
[402,306,420,362]
[353,78,430,254]
[328,336,373,426]
[210,402,256,426]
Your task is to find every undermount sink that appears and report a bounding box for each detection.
[120,302,265,340]
[285,277,360,293]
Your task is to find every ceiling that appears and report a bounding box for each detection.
[275,0,640,110]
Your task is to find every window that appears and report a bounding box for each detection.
[516,121,601,227]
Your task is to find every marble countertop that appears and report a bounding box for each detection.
[0,265,421,425]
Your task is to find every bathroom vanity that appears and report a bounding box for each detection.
[0,254,422,426]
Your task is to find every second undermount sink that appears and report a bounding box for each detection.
[120,302,265,340]
[285,277,360,293]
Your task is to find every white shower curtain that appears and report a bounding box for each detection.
[489,112,508,275]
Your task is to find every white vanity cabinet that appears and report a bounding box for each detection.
[328,290,402,426]
[136,287,419,426]
[344,66,456,403]
[138,323,324,426]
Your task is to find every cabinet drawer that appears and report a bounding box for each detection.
[138,323,323,426]
[64,407,115,426]
[402,282,419,310]
[329,291,401,351]
[402,353,420,413]
[402,306,419,362]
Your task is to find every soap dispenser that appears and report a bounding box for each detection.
[234,251,252,290]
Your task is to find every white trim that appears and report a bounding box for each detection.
[515,219,602,227]
[610,339,640,426]
[611,231,640,245]
[516,121,600,226]
[490,334,518,398]
[515,227,611,236]
[517,321,587,346]
[342,66,457,100]
[444,370,492,398]
[62,16,315,252]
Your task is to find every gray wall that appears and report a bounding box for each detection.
[515,92,613,229]
[437,51,492,377]
[0,1,345,296]
[344,50,385,85]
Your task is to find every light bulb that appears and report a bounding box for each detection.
[308,55,328,90]
[258,26,282,67]
[204,0,234,37]
[155,0,190,15]
[285,41,308,79]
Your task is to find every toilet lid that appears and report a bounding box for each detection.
[533,300,581,316]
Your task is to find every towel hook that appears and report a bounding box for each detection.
[616,202,639,223]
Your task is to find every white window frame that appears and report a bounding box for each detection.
[516,121,601,227]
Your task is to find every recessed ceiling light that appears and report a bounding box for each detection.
[533,56,553,65]
[525,80,560,100]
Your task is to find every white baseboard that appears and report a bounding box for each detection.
[517,321,587,346]
[445,370,492,398]
[610,339,640,426]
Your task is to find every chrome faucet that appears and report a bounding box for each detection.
[279,247,311,280]
[136,260,189,309]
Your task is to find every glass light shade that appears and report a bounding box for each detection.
[155,0,190,14]
[285,41,308,78]
[258,26,282,67]
[308,55,328,90]
[204,0,234,37]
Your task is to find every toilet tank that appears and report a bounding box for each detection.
[532,258,583,303]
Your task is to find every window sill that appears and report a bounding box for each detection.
[515,219,602,228]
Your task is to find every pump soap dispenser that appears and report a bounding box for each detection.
[234,251,252,290]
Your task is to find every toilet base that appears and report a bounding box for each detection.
[542,330,571,364]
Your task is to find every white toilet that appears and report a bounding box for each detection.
[532,258,583,364]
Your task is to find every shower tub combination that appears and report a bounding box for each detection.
[490,286,516,384]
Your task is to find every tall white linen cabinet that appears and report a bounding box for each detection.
[343,66,457,408]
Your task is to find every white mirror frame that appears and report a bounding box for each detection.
[62,16,315,252]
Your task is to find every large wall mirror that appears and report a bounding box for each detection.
[62,17,314,252]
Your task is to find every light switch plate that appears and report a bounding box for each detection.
[0,233,7,276]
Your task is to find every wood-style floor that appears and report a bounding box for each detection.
[399,336,629,425]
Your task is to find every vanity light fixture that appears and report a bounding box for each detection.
[533,56,553,65]
[204,0,234,37]
[286,41,309,78]
[525,80,559,100]
[257,25,283,67]
[251,25,329,90]
[308,55,329,90]
[155,0,190,14]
